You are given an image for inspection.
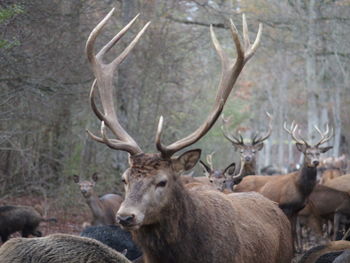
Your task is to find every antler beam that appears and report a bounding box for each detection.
[85,8,150,155]
[156,15,263,158]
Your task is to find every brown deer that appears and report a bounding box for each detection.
[319,167,343,185]
[85,9,293,263]
[73,173,123,226]
[324,174,350,194]
[221,112,272,180]
[297,184,350,245]
[198,151,243,192]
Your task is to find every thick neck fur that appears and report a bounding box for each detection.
[132,179,209,263]
[241,161,256,176]
[297,161,317,198]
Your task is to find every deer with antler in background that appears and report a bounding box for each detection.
[85,9,293,263]
[198,151,240,193]
[222,112,272,175]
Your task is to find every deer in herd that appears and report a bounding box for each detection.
[221,112,272,185]
[198,151,243,193]
[297,184,350,248]
[85,8,293,263]
[73,173,123,226]
[235,121,333,250]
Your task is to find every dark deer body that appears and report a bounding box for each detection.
[85,9,292,263]
[300,240,350,263]
[0,234,131,263]
[0,205,56,243]
[74,173,123,226]
[80,225,142,261]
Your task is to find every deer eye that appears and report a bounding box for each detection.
[156,180,167,188]
[122,178,127,185]
[223,180,226,183]
[209,179,213,183]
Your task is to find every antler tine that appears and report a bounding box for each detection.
[206,151,216,170]
[283,121,307,146]
[314,124,333,146]
[221,114,245,145]
[86,8,150,155]
[231,160,245,180]
[252,112,273,145]
[156,15,262,159]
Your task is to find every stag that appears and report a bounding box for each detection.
[221,112,272,182]
[73,173,123,226]
[85,9,293,263]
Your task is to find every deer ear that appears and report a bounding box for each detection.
[91,172,99,182]
[172,149,201,173]
[73,175,80,183]
[199,160,211,176]
[255,143,264,151]
[319,146,333,153]
[296,143,307,153]
[224,162,236,175]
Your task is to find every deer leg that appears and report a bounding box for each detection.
[334,213,342,240]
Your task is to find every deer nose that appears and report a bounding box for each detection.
[117,214,135,226]
[313,160,319,166]
[245,156,251,162]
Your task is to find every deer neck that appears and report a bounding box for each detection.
[297,162,317,198]
[241,160,256,176]
[86,193,104,219]
[132,180,203,263]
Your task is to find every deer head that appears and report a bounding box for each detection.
[85,9,262,229]
[73,172,99,198]
[284,122,333,168]
[199,152,236,191]
[222,112,272,164]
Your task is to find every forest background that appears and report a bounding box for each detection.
[1,0,349,209]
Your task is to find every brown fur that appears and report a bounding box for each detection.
[0,233,131,263]
[300,240,350,263]
[0,205,56,243]
[320,168,343,185]
[117,152,293,263]
[74,174,123,225]
[324,174,350,194]
[298,184,350,240]
[234,174,276,192]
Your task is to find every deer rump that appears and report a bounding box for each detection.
[133,190,293,263]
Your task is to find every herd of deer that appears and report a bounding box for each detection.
[1,8,350,263]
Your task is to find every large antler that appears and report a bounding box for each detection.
[251,112,273,145]
[283,121,308,146]
[85,8,150,155]
[221,114,245,146]
[314,124,333,147]
[156,15,262,159]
